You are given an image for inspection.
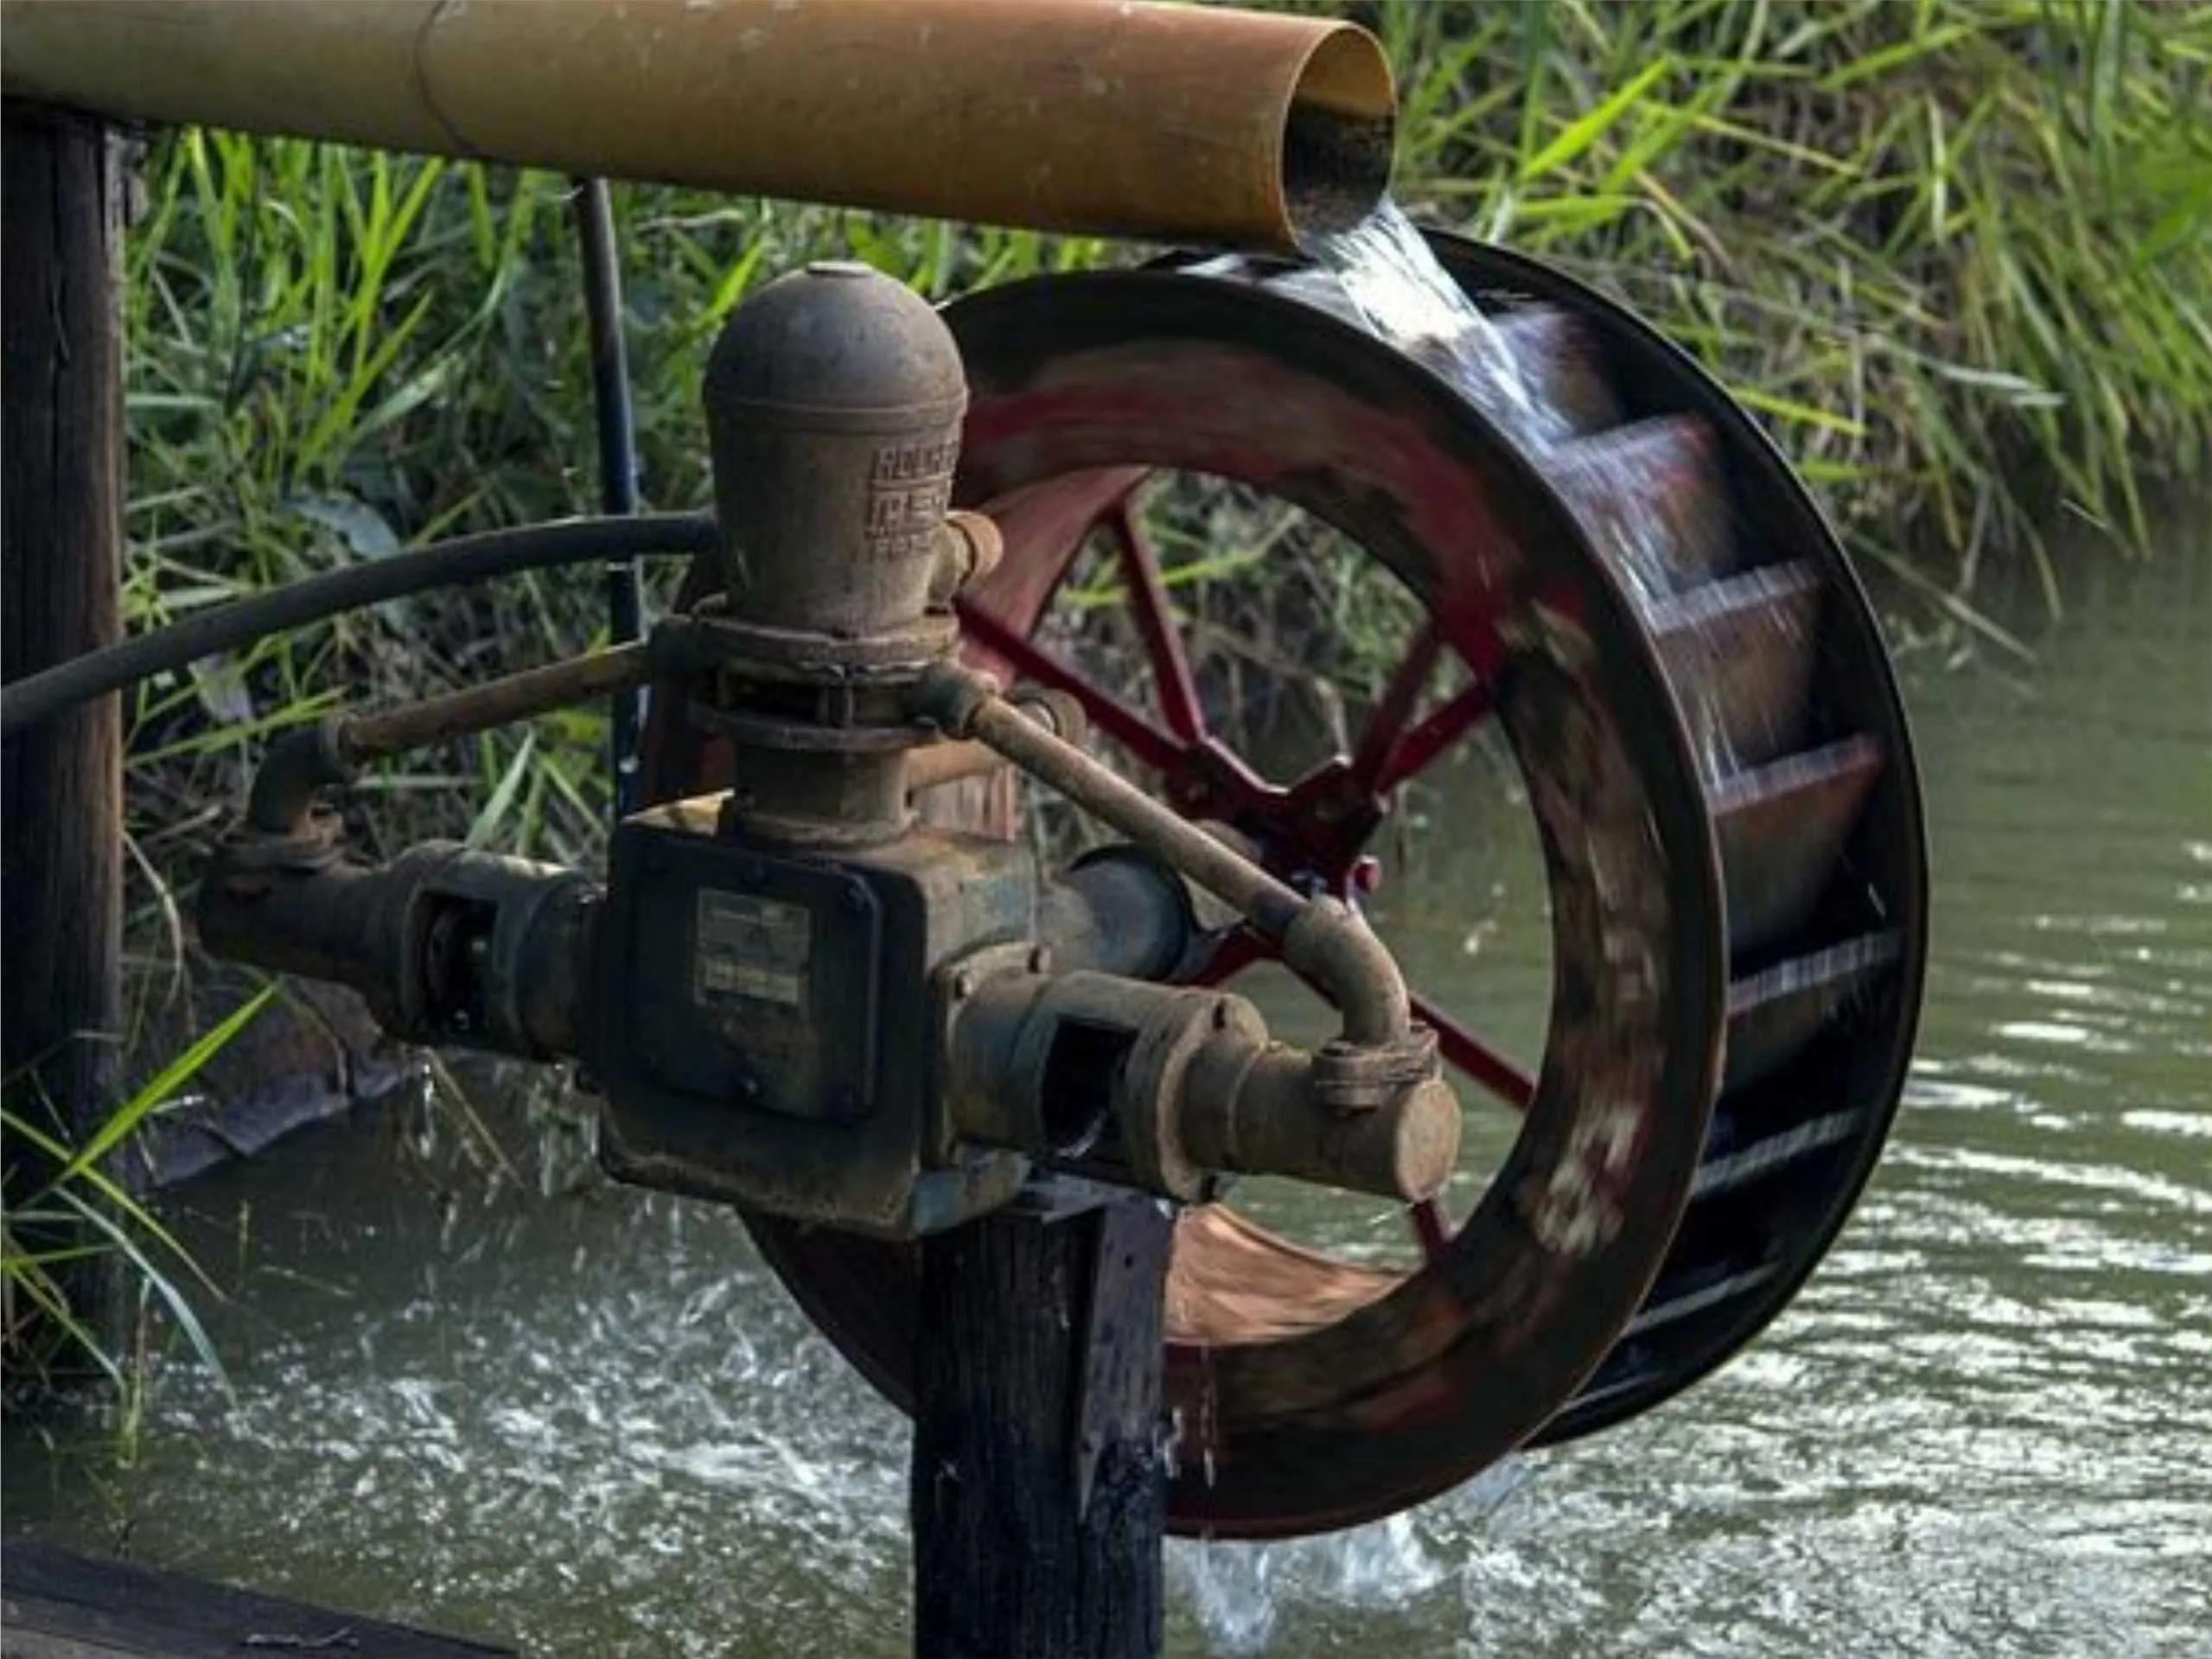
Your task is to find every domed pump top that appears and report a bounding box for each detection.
[704,262,970,639]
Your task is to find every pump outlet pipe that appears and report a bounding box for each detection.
[1,0,1394,253]
[910,658,1423,1069]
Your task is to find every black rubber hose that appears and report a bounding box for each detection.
[0,513,717,740]
[571,176,648,818]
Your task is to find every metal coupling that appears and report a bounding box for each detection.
[199,839,598,1062]
[942,969,1459,1203]
[928,509,1004,605]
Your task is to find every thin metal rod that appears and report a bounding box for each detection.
[1409,990,1535,1110]
[0,513,716,739]
[1374,680,1496,795]
[1106,500,1206,745]
[572,175,647,819]
[345,641,651,763]
[1349,619,1441,790]
[246,643,653,836]
[953,603,1186,773]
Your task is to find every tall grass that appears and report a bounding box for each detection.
[99,0,2212,1050]
[2,988,265,1418]
[1367,0,2212,627]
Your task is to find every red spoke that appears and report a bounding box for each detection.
[1374,681,1495,795]
[1409,1198,1455,1262]
[955,603,1186,774]
[1348,621,1443,790]
[1412,992,1536,1111]
[1106,501,1207,745]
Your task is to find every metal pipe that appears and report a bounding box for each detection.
[1036,849,1197,982]
[571,176,647,819]
[913,660,1412,1047]
[198,840,597,1062]
[1176,1041,1459,1203]
[944,971,1456,1202]
[0,514,714,739]
[345,643,651,762]
[906,684,1082,794]
[1,1,1394,253]
[246,644,652,836]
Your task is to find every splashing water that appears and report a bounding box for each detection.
[1173,1509,1458,1656]
[1308,197,1756,776]
[1304,200,1573,451]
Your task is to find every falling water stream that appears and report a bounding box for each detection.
[5,214,2209,1656]
[1307,202,1573,452]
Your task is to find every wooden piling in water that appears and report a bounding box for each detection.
[1,101,129,1324]
[913,1196,1175,1659]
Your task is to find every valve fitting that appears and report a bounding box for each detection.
[942,970,1458,1204]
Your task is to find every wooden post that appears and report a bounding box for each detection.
[912,1197,1175,1659]
[2,105,128,1222]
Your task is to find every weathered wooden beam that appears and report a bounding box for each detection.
[0,1540,519,1658]
[913,1197,1175,1659]
[1,102,128,1305]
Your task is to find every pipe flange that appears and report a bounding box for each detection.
[1311,1023,1442,1113]
[671,601,959,685]
[212,807,353,876]
[685,700,928,756]
[1119,991,1269,1204]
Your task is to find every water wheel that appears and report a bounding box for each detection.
[641,228,1926,1539]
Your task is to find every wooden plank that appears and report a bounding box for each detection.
[0,99,128,1339]
[0,1541,517,1659]
[911,1196,1173,1659]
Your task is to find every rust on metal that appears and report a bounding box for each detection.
[3,1,1393,252]
[343,642,650,763]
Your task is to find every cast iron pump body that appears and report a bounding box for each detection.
[199,263,1462,1239]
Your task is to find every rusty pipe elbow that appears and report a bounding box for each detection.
[245,717,357,838]
[919,662,1418,1053]
[1278,896,1412,1049]
[928,510,1004,606]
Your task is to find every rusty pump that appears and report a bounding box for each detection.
[198,263,1463,1236]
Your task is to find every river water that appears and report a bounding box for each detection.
[6,535,2209,1656]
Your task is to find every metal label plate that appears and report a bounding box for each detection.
[695,889,812,1010]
